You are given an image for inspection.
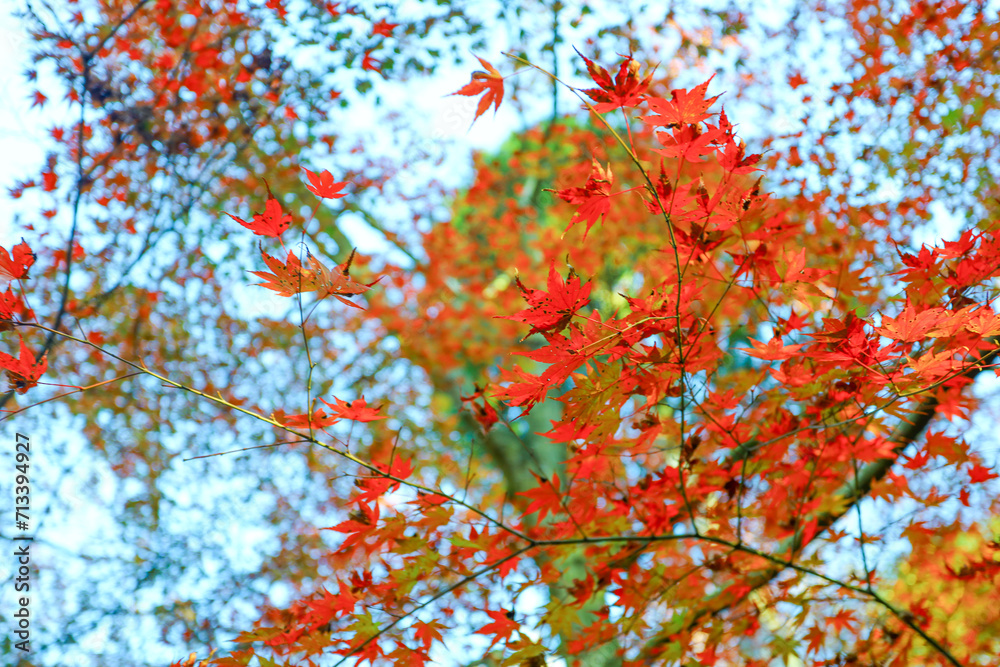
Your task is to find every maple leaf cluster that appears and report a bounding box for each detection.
[224,173,380,309]
[0,240,43,390]
[7,18,1000,667]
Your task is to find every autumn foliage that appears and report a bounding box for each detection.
[3,2,1000,667]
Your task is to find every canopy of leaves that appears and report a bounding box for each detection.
[3,2,1000,667]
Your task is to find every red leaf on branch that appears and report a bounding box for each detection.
[475,609,519,649]
[413,620,447,649]
[492,365,552,410]
[575,48,652,112]
[0,337,47,393]
[320,395,387,422]
[42,170,58,191]
[876,305,953,342]
[274,408,339,430]
[826,609,858,633]
[739,336,805,361]
[306,582,358,628]
[804,624,826,655]
[0,239,36,281]
[361,50,382,74]
[450,56,504,125]
[968,463,998,484]
[501,264,592,338]
[324,502,380,548]
[547,158,614,237]
[644,75,720,127]
[519,473,562,522]
[903,448,930,470]
[653,124,724,162]
[353,457,413,503]
[226,183,292,237]
[303,168,349,199]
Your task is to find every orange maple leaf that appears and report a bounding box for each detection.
[450,56,504,125]
[739,336,805,361]
[252,247,317,296]
[876,306,955,342]
[274,408,339,430]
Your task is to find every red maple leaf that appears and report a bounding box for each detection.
[903,448,931,470]
[307,582,359,629]
[450,56,504,125]
[653,124,724,162]
[353,458,413,503]
[475,609,519,649]
[320,395,387,422]
[547,158,614,237]
[574,48,653,112]
[413,620,447,649]
[519,473,562,522]
[0,337,47,394]
[501,264,592,338]
[719,136,762,174]
[967,463,998,484]
[303,168,349,199]
[227,183,292,237]
[644,75,720,127]
[0,239,36,281]
[324,502,380,548]
[0,287,24,331]
[371,18,398,37]
[804,624,825,655]
[826,609,858,633]
[492,365,551,410]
